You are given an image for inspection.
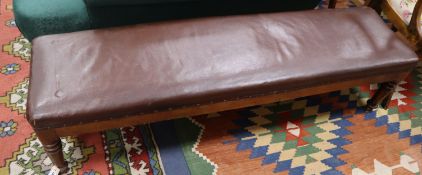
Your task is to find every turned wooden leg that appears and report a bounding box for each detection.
[391,25,398,32]
[328,0,337,8]
[35,130,69,173]
[380,91,394,109]
[366,81,397,111]
[415,40,422,57]
[366,0,383,14]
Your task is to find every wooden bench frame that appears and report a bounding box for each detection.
[33,1,419,173]
[35,70,409,173]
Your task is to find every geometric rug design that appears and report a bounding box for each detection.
[2,35,31,62]
[364,64,422,145]
[0,0,421,175]
[228,90,359,174]
[352,153,420,175]
[0,134,95,175]
[0,78,28,115]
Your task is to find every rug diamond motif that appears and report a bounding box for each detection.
[0,78,28,114]
[363,63,422,145]
[229,91,358,174]
[0,133,95,175]
[2,35,31,62]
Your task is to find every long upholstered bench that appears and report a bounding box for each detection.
[27,7,418,173]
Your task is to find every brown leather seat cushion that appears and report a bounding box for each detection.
[28,7,418,129]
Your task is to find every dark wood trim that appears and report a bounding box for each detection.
[408,0,422,40]
[33,69,411,171]
[377,1,415,42]
[50,71,409,136]
[367,0,422,53]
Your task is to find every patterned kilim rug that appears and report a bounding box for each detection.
[0,0,421,174]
